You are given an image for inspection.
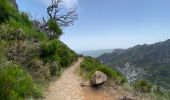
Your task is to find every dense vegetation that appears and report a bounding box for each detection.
[0,0,78,99]
[80,57,126,84]
[47,19,63,39]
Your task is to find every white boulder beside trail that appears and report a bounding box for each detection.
[91,71,107,85]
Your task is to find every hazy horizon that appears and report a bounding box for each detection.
[76,38,169,52]
[17,0,170,52]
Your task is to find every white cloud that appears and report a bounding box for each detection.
[63,0,78,8]
[37,0,48,6]
[39,0,78,8]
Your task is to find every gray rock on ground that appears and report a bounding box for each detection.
[91,71,107,85]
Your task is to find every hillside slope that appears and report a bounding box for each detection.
[1,0,170,100]
[98,39,170,88]
[0,0,78,99]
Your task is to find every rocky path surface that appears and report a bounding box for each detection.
[44,58,125,100]
[44,58,84,100]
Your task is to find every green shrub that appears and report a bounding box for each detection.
[49,61,61,76]
[40,39,78,67]
[40,40,58,58]
[0,64,42,99]
[132,80,152,93]
[56,43,78,67]
[0,0,18,23]
[18,12,32,27]
[29,58,51,82]
[80,57,126,83]
[58,50,73,67]
[131,80,170,100]
[47,19,62,39]
[0,0,47,41]
[0,41,7,64]
[0,24,27,41]
[6,40,40,66]
[32,84,43,98]
[9,12,32,27]
[8,16,48,41]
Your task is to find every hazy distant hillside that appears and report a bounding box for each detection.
[98,39,170,88]
[80,49,113,58]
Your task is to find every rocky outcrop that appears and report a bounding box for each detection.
[91,71,107,85]
[10,0,18,10]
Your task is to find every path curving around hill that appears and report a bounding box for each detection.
[44,58,124,100]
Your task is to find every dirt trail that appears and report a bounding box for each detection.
[44,58,84,100]
[44,58,122,100]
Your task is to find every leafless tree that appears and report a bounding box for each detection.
[47,0,77,27]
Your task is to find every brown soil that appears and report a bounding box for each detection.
[43,58,131,100]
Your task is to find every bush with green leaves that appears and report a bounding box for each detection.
[0,0,18,23]
[40,39,78,67]
[8,14,48,41]
[80,57,126,84]
[55,40,78,67]
[29,58,51,82]
[40,40,58,59]
[0,64,42,99]
[132,80,152,93]
[40,39,77,76]
[6,40,39,65]
[0,24,27,41]
[0,42,42,99]
[47,19,62,39]
[18,12,32,27]
[0,0,47,41]
[49,61,61,76]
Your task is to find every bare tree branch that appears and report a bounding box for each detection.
[47,0,77,27]
[33,0,77,39]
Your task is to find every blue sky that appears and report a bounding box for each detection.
[17,0,170,51]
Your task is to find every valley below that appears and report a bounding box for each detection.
[98,39,170,89]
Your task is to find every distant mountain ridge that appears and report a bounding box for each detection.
[79,49,113,58]
[98,39,170,88]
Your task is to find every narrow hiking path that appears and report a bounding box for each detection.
[44,58,124,100]
[44,58,84,100]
